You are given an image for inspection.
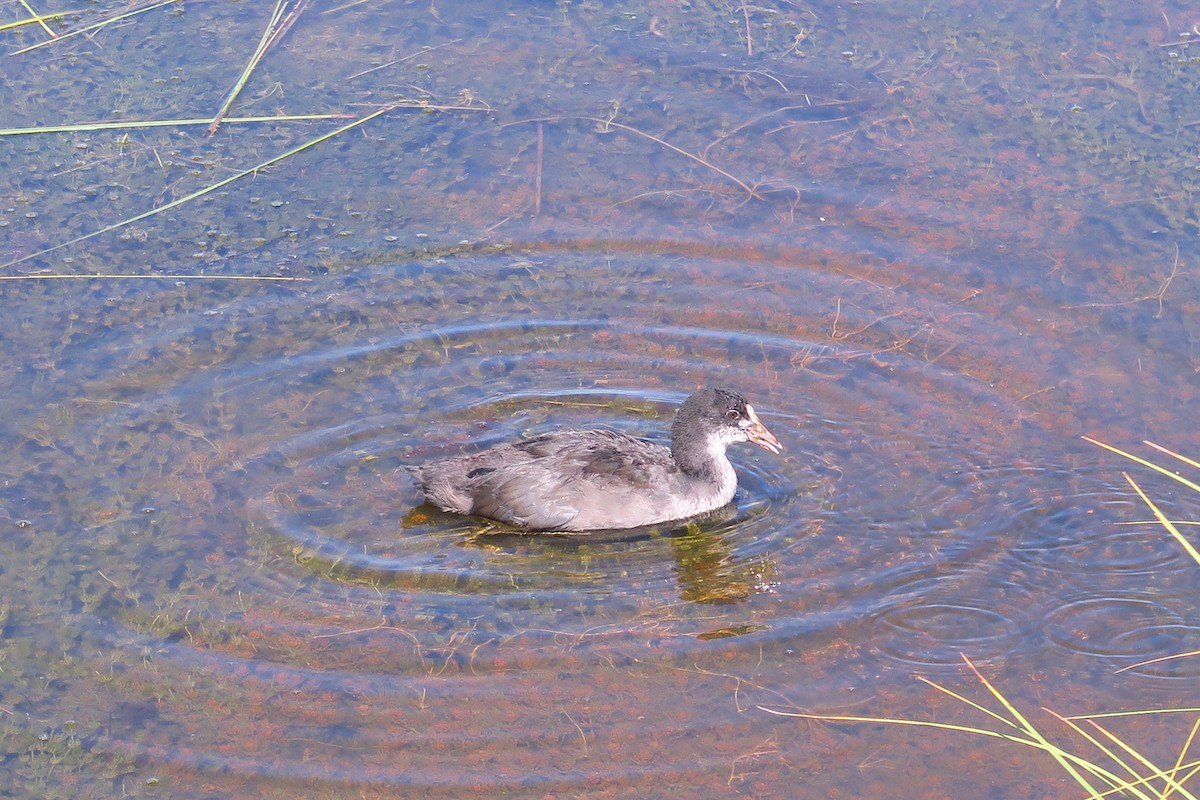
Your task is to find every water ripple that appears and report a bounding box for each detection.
[1042,595,1192,668]
[9,243,1175,793]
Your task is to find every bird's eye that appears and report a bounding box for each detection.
[725,409,741,421]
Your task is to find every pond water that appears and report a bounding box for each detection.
[1,1,1198,798]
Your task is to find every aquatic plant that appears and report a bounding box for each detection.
[761,438,1200,799]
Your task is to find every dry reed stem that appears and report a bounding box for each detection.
[585,116,763,199]
[739,5,753,56]
[209,0,311,135]
[502,114,778,202]
[702,102,857,160]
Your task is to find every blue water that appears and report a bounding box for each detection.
[1,1,1198,797]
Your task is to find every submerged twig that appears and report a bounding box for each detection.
[738,5,753,56]
[534,120,544,216]
[703,102,848,159]
[1068,244,1183,317]
[345,39,461,80]
[583,116,763,200]
[1069,72,1150,124]
[500,115,766,201]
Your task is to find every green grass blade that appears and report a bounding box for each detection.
[1144,441,1200,471]
[916,675,1024,731]
[1070,708,1200,720]
[0,273,308,282]
[16,0,57,37]
[1083,437,1200,495]
[1181,762,1200,792]
[1047,709,1159,791]
[0,9,79,33]
[757,706,1043,747]
[208,0,290,135]
[960,655,1111,797]
[10,0,176,55]
[1114,651,1200,675]
[1123,473,1200,566]
[0,114,349,137]
[0,102,403,272]
[758,705,1149,798]
[1169,719,1200,800]
[1085,718,1197,800]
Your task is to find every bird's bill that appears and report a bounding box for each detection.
[744,404,783,454]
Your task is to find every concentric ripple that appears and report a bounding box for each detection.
[868,568,1036,666]
[5,242,1192,795]
[1043,595,1200,677]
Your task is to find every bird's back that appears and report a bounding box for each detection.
[410,429,689,531]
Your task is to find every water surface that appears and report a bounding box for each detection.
[1,1,1198,797]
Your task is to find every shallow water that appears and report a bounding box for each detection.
[2,0,1199,797]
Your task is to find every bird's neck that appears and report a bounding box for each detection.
[672,431,735,485]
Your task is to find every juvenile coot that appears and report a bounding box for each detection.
[408,387,782,531]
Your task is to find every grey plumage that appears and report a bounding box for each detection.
[408,388,782,532]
